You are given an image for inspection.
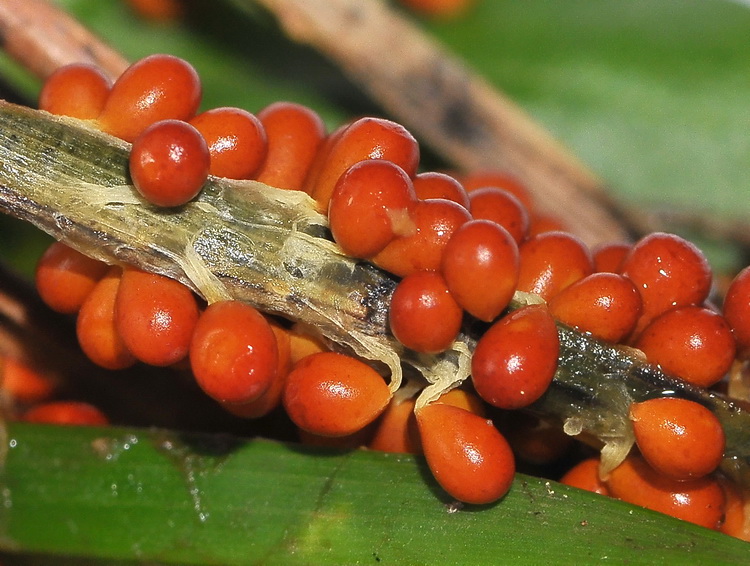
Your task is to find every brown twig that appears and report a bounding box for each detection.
[634,206,750,253]
[0,0,128,80]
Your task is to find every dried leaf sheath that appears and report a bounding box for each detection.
[0,102,406,380]
[534,324,750,486]
[1,100,750,487]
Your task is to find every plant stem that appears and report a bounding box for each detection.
[1,100,749,487]
[0,0,128,81]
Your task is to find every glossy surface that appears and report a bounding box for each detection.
[76,267,136,371]
[548,272,642,343]
[129,119,210,207]
[283,351,391,437]
[38,63,111,119]
[305,116,420,210]
[516,231,593,301]
[468,186,530,244]
[621,232,712,331]
[416,403,515,504]
[441,219,519,322]
[630,397,725,480]
[471,304,559,409]
[328,159,417,258]
[606,455,725,530]
[115,268,200,367]
[634,306,736,388]
[35,241,109,314]
[189,300,278,405]
[373,198,471,276]
[190,106,267,179]
[222,320,291,419]
[388,271,463,353]
[99,54,202,142]
[256,101,327,191]
[413,171,470,208]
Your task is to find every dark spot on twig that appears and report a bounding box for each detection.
[440,97,489,147]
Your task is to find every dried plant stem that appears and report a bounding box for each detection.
[0,0,128,80]
[1,101,750,487]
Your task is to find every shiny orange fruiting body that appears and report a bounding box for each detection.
[76,267,136,371]
[634,306,736,388]
[221,319,291,419]
[38,63,112,120]
[99,53,202,142]
[388,271,463,353]
[129,119,210,207]
[621,232,712,331]
[35,242,109,314]
[190,106,267,179]
[468,187,530,244]
[373,198,471,277]
[516,231,593,302]
[548,272,642,343]
[416,403,515,504]
[305,116,420,210]
[328,159,417,258]
[471,304,559,409]
[412,171,470,209]
[189,300,278,405]
[629,397,725,480]
[441,219,519,322]
[114,268,200,367]
[283,351,391,437]
[256,101,327,191]
[606,455,725,530]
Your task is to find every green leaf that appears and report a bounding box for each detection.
[1,422,748,565]
[422,0,750,221]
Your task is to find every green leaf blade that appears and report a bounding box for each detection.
[1,423,748,565]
